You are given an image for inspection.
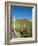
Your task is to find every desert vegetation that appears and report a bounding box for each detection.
[12,19,32,38]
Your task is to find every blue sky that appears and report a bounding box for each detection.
[11,6,32,21]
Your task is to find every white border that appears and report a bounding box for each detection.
[8,3,36,43]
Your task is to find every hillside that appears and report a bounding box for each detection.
[12,19,32,38]
[15,19,32,24]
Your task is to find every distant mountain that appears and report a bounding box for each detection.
[16,19,32,22]
[12,19,32,25]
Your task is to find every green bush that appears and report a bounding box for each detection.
[13,23,32,38]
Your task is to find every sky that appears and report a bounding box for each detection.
[11,6,32,21]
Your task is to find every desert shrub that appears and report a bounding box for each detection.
[13,23,32,38]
